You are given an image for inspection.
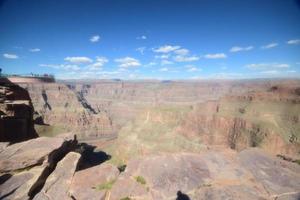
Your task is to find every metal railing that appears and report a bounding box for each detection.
[0,73,55,78]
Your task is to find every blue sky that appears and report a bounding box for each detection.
[0,0,300,80]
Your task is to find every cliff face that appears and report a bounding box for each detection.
[15,79,300,159]
[178,84,300,157]
[22,79,279,139]
[24,83,116,139]
[0,78,37,142]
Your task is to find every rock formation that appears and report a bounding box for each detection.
[0,78,37,143]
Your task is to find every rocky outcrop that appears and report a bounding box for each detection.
[69,163,119,200]
[24,83,116,140]
[238,148,300,197]
[0,78,37,142]
[0,136,299,200]
[0,137,72,173]
[106,149,300,200]
[0,136,78,200]
[33,152,81,200]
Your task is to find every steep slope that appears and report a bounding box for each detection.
[24,83,116,139]
[0,78,37,142]
[178,84,300,158]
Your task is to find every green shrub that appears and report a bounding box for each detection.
[118,164,127,172]
[120,197,131,200]
[93,179,116,190]
[135,176,146,185]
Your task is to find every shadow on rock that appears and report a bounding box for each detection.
[0,186,19,200]
[0,173,12,185]
[0,77,38,143]
[176,191,191,200]
[75,143,111,171]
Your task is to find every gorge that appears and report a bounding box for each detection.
[0,79,300,200]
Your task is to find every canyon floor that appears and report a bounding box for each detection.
[0,79,300,199]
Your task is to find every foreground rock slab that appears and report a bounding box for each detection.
[0,137,66,173]
[33,152,81,200]
[0,137,77,200]
[0,166,44,200]
[109,149,300,200]
[238,148,300,198]
[69,163,119,200]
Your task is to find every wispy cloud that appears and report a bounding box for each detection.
[29,48,41,52]
[153,45,181,53]
[136,35,147,40]
[88,56,108,70]
[161,60,173,65]
[136,47,146,55]
[40,64,80,71]
[186,65,201,72]
[115,57,141,68]
[144,62,157,67]
[246,63,289,69]
[174,55,199,62]
[260,70,280,75]
[287,39,300,45]
[3,53,18,59]
[174,48,189,55]
[155,54,169,59]
[159,67,169,72]
[230,46,253,52]
[64,56,93,64]
[90,35,100,43]
[261,43,278,49]
[204,53,227,59]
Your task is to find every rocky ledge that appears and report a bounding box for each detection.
[0,137,299,200]
[0,136,78,200]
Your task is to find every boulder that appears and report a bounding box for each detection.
[0,166,44,200]
[0,137,67,172]
[33,152,81,200]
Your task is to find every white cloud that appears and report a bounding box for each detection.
[115,57,141,68]
[144,62,157,67]
[204,53,227,59]
[287,39,300,45]
[136,47,146,55]
[185,65,202,72]
[90,35,100,43]
[155,54,169,59]
[174,48,189,55]
[153,45,181,53]
[187,67,201,72]
[230,46,253,52]
[96,56,108,65]
[161,60,173,65]
[40,64,80,71]
[261,43,278,49]
[260,70,279,74]
[3,53,18,59]
[29,48,41,52]
[136,35,147,40]
[88,56,108,70]
[64,56,93,64]
[174,55,199,62]
[159,67,169,72]
[246,63,289,69]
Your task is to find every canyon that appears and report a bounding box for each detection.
[0,79,300,199]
